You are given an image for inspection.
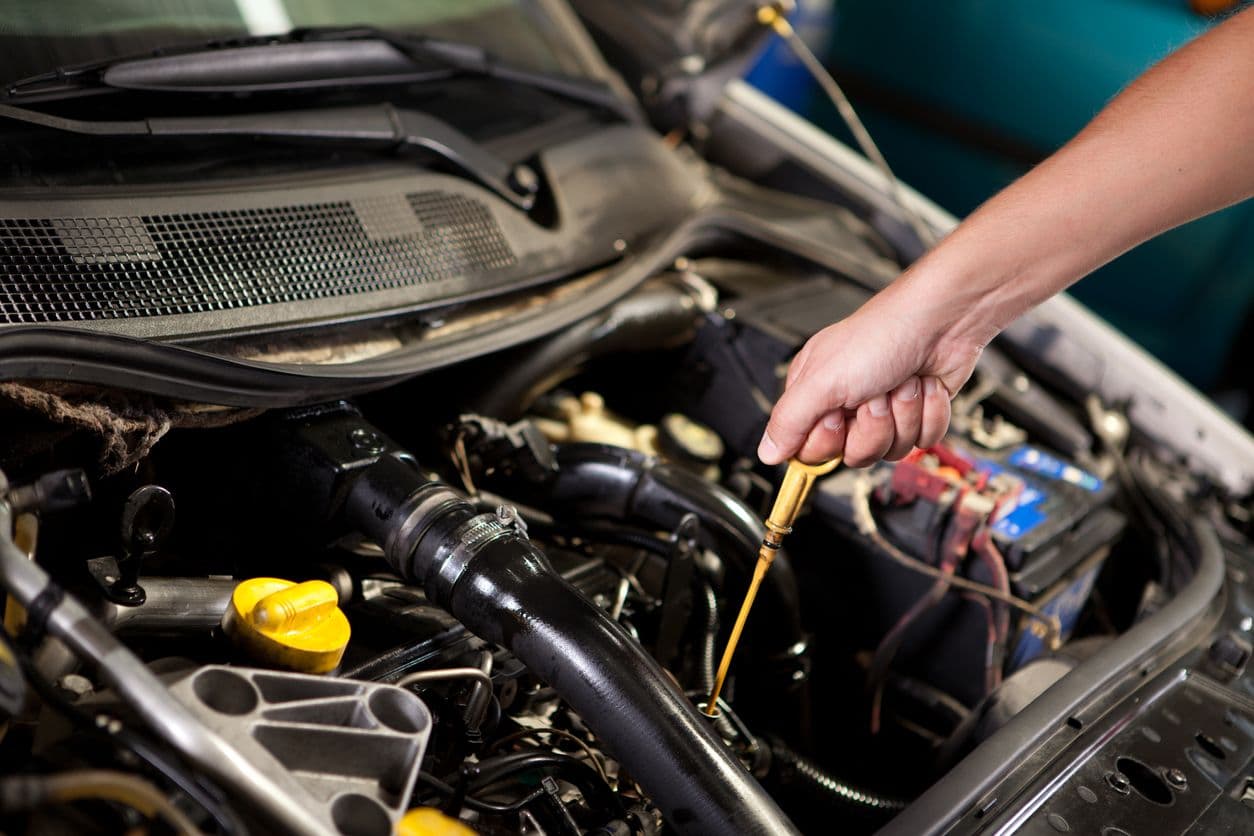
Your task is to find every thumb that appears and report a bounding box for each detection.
[758,377,836,465]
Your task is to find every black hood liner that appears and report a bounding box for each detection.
[568,1,768,126]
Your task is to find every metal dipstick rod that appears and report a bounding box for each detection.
[703,457,840,716]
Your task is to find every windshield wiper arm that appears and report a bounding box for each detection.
[2,27,635,120]
[0,101,538,209]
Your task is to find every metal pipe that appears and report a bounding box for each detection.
[27,579,232,687]
[463,650,495,737]
[98,578,235,635]
[395,666,493,691]
[397,659,497,744]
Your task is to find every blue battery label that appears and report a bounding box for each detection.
[977,459,1048,540]
[1008,446,1103,492]
[992,502,1047,540]
[978,447,1101,541]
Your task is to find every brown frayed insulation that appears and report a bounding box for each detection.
[0,382,262,475]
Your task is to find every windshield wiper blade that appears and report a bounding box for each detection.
[2,27,635,120]
[0,101,538,209]
[105,38,455,93]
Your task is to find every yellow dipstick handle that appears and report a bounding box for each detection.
[703,456,840,717]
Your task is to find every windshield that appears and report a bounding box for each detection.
[0,0,583,83]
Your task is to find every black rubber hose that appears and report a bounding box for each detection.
[767,738,907,814]
[342,454,799,836]
[468,281,702,420]
[509,443,805,648]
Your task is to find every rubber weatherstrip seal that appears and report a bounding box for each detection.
[0,202,891,407]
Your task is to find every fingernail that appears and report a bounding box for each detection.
[895,378,920,402]
[867,395,890,418]
[758,429,781,462]
[924,377,938,396]
[822,411,843,431]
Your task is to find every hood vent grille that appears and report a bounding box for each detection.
[0,190,515,325]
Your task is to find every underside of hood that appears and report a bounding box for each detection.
[567,0,771,128]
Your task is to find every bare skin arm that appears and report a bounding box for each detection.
[759,7,1254,467]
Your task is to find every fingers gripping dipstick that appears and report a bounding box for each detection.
[703,457,841,717]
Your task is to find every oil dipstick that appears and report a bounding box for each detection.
[703,456,840,716]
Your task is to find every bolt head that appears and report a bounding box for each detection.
[1166,768,1188,788]
[1106,771,1130,793]
[56,674,94,700]
[509,164,539,195]
[348,428,385,456]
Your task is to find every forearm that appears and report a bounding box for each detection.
[760,8,1254,466]
[879,7,1254,352]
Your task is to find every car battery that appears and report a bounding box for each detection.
[813,441,1125,706]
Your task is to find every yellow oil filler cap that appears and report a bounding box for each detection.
[221,578,349,674]
[396,808,477,836]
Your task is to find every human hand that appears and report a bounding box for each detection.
[757,287,984,467]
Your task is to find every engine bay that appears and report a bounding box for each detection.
[0,247,1241,836]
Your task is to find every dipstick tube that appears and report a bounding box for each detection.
[703,457,840,716]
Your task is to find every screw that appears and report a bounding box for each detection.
[1165,768,1188,789]
[508,164,539,196]
[1106,771,1131,794]
[348,428,384,456]
[495,505,527,537]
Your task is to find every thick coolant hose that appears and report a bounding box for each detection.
[505,444,806,652]
[342,455,798,836]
